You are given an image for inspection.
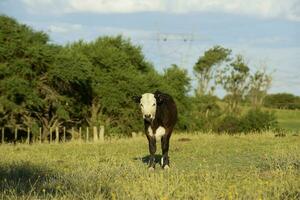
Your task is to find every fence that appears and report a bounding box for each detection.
[0,125,105,144]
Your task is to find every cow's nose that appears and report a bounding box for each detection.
[144,114,151,119]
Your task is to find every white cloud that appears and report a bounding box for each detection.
[21,0,300,21]
[48,23,82,33]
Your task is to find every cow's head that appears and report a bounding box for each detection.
[133,93,157,122]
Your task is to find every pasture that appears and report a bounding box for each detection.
[0,133,299,200]
[275,109,300,131]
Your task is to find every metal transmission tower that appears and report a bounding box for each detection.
[154,32,208,70]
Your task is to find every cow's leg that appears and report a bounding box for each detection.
[148,136,156,170]
[161,133,171,169]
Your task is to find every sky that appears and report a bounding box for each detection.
[1,0,300,96]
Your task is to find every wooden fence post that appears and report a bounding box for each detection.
[39,127,42,144]
[99,125,104,141]
[93,126,98,142]
[71,127,74,141]
[86,127,89,142]
[1,127,4,144]
[63,127,66,143]
[14,127,18,142]
[132,132,137,138]
[55,127,59,144]
[50,127,52,144]
[79,127,82,141]
[27,127,30,144]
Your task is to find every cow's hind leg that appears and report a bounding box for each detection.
[161,134,170,169]
[148,136,156,170]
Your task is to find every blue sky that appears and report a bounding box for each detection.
[1,0,300,96]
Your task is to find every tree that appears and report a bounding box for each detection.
[161,64,191,130]
[0,15,92,139]
[70,36,159,134]
[247,68,272,108]
[264,93,300,109]
[217,55,250,114]
[193,46,231,96]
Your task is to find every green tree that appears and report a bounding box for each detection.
[217,55,250,114]
[193,46,231,96]
[161,64,191,130]
[0,15,92,138]
[70,36,159,135]
[247,68,272,108]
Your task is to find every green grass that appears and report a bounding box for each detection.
[0,133,300,199]
[274,109,300,131]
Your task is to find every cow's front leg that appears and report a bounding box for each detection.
[161,134,170,169]
[148,136,156,170]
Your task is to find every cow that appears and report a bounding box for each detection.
[133,90,177,170]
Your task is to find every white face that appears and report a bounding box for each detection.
[140,93,157,121]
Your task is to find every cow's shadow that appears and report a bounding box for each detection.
[133,155,162,165]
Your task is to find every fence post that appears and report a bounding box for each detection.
[93,126,98,142]
[14,127,18,142]
[27,127,30,144]
[86,127,89,142]
[71,127,74,141]
[55,127,59,144]
[132,132,137,138]
[79,127,82,141]
[39,127,42,144]
[63,127,66,143]
[1,127,4,144]
[50,127,52,144]
[99,125,104,141]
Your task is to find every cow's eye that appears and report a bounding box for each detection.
[140,103,143,107]
[152,103,156,106]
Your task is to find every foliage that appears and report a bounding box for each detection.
[0,15,282,136]
[193,46,231,96]
[240,109,278,132]
[217,55,250,114]
[264,93,300,110]
[247,69,272,108]
[189,95,221,131]
[216,109,278,134]
[216,115,242,134]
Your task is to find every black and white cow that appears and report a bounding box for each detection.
[133,90,177,170]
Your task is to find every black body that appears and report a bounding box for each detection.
[134,90,177,169]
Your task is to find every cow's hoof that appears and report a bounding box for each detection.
[163,165,170,170]
[148,166,155,171]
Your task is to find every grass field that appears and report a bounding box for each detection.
[0,133,299,200]
[274,109,300,131]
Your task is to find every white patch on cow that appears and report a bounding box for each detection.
[161,157,164,166]
[155,126,166,140]
[148,126,166,140]
[148,126,154,137]
[140,93,156,120]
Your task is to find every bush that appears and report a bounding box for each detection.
[215,115,242,134]
[264,93,300,110]
[240,109,277,132]
[216,109,277,134]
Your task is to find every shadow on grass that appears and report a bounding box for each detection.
[133,154,162,165]
[0,161,60,197]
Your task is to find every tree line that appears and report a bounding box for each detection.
[0,15,280,139]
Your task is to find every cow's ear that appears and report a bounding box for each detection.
[155,93,164,105]
[132,95,141,103]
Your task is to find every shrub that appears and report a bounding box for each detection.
[240,109,277,133]
[264,93,300,110]
[215,109,278,134]
[215,115,242,134]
